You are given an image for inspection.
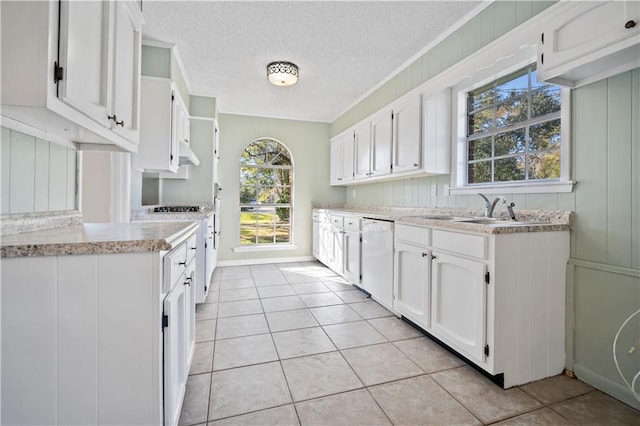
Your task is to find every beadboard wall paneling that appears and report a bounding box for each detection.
[1,127,77,214]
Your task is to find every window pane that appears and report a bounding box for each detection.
[275,226,291,243]
[240,225,256,245]
[468,109,494,136]
[240,208,259,224]
[257,225,276,244]
[495,128,526,157]
[468,136,492,161]
[496,95,527,128]
[532,86,561,118]
[529,150,560,180]
[530,119,561,151]
[468,161,492,184]
[468,86,494,111]
[494,156,525,182]
[495,69,528,102]
[240,186,258,204]
[275,207,290,224]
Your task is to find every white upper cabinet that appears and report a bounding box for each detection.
[1,1,143,151]
[538,1,640,88]
[330,131,354,185]
[58,0,111,127]
[392,94,422,174]
[331,88,450,185]
[110,1,142,143]
[370,109,393,178]
[422,88,451,175]
[354,121,372,180]
[133,77,180,173]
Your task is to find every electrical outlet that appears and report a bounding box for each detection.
[430,183,437,197]
[352,189,357,198]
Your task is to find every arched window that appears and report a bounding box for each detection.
[239,138,293,245]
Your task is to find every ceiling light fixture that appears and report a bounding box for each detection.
[267,61,299,87]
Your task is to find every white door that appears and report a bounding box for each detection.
[343,229,361,284]
[110,1,140,143]
[392,95,422,173]
[370,110,392,177]
[163,281,187,426]
[58,0,111,127]
[394,241,430,328]
[430,252,487,363]
[354,121,371,180]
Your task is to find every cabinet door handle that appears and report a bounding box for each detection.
[178,261,187,266]
[431,254,437,260]
[107,114,125,127]
[625,20,637,29]
[190,246,197,251]
[413,163,419,167]
[421,252,428,257]
[184,277,191,286]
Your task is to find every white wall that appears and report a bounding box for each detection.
[217,113,345,262]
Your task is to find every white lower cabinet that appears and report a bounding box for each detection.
[430,251,487,364]
[1,231,197,425]
[313,211,361,286]
[394,223,570,388]
[394,241,431,327]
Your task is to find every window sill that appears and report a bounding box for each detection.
[449,181,575,195]
[232,244,298,253]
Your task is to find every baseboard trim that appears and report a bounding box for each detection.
[217,255,316,267]
[573,363,640,410]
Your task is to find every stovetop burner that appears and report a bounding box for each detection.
[153,205,203,213]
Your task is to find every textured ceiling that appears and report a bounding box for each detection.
[142,1,483,123]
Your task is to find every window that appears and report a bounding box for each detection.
[466,65,562,186]
[239,138,293,246]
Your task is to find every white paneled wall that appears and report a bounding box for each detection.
[1,127,77,213]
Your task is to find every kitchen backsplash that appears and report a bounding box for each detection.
[1,127,77,214]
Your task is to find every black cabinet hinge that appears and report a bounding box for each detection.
[53,62,64,83]
[170,154,174,161]
[541,53,544,65]
[541,32,544,44]
[391,112,394,120]
[485,271,490,284]
[162,314,169,329]
[171,94,175,101]
[484,344,490,357]
[359,236,362,243]
[359,274,362,281]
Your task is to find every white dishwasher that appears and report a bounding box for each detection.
[361,218,394,311]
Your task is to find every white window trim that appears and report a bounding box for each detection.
[233,244,298,253]
[437,9,575,196]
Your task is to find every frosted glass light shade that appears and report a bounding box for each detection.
[267,61,299,86]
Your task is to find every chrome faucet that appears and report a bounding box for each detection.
[478,193,506,218]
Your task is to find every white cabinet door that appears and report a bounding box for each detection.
[134,78,179,172]
[343,229,361,285]
[341,132,355,183]
[431,251,487,363]
[58,0,111,127]
[330,136,342,185]
[539,1,640,86]
[394,241,431,328]
[330,132,354,185]
[110,1,141,144]
[205,214,215,294]
[392,95,422,174]
[318,222,332,266]
[330,227,344,275]
[354,121,372,180]
[370,109,392,177]
[423,88,451,175]
[163,281,187,426]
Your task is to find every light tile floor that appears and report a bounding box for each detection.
[181,261,640,426]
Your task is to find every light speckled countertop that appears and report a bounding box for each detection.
[1,221,199,258]
[312,205,572,235]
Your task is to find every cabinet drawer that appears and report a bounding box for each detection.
[343,217,360,232]
[164,243,187,293]
[395,224,430,246]
[432,229,487,260]
[186,234,197,264]
[330,215,344,228]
